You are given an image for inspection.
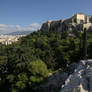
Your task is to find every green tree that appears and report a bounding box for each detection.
[82,28,87,60]
[28,60,48,85]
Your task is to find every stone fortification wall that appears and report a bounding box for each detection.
[40,13,92,33]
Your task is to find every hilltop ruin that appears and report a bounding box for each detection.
[41,13,92,33]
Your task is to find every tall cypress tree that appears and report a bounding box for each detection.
[79,32,83,60]
[82,28,87,60]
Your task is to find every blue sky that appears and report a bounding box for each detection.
[0,0,92,34]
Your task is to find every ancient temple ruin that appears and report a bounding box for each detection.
[41,13,92,33]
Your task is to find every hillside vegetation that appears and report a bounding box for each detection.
[0,29,92,92]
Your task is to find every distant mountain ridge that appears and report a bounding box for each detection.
[6,31,34,35]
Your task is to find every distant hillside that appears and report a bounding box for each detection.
[7,31,34,35]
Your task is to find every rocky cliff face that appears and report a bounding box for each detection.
[60,60,92,92]
[39,70,68,92]
[38,60,92,92]
[40,14,92,34]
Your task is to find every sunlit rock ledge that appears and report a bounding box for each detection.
[60,59,92,92]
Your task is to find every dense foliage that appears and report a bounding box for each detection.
[0,29,92,92]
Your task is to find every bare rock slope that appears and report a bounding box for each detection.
[60,60,92,92]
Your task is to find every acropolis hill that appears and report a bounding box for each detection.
[41,13,92,33]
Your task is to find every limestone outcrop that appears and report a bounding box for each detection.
[37,60,92,92]
[40,13,92,33]
[38,70,68,92]
[60,60,92,92]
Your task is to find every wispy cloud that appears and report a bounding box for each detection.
[0,24,8,28]
[0,23,41,34]
[28,23,40,28]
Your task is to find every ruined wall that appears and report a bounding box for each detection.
[72,14,85,24]
[40,13,92,33]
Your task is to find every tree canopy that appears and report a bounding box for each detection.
[0,29,92,92]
